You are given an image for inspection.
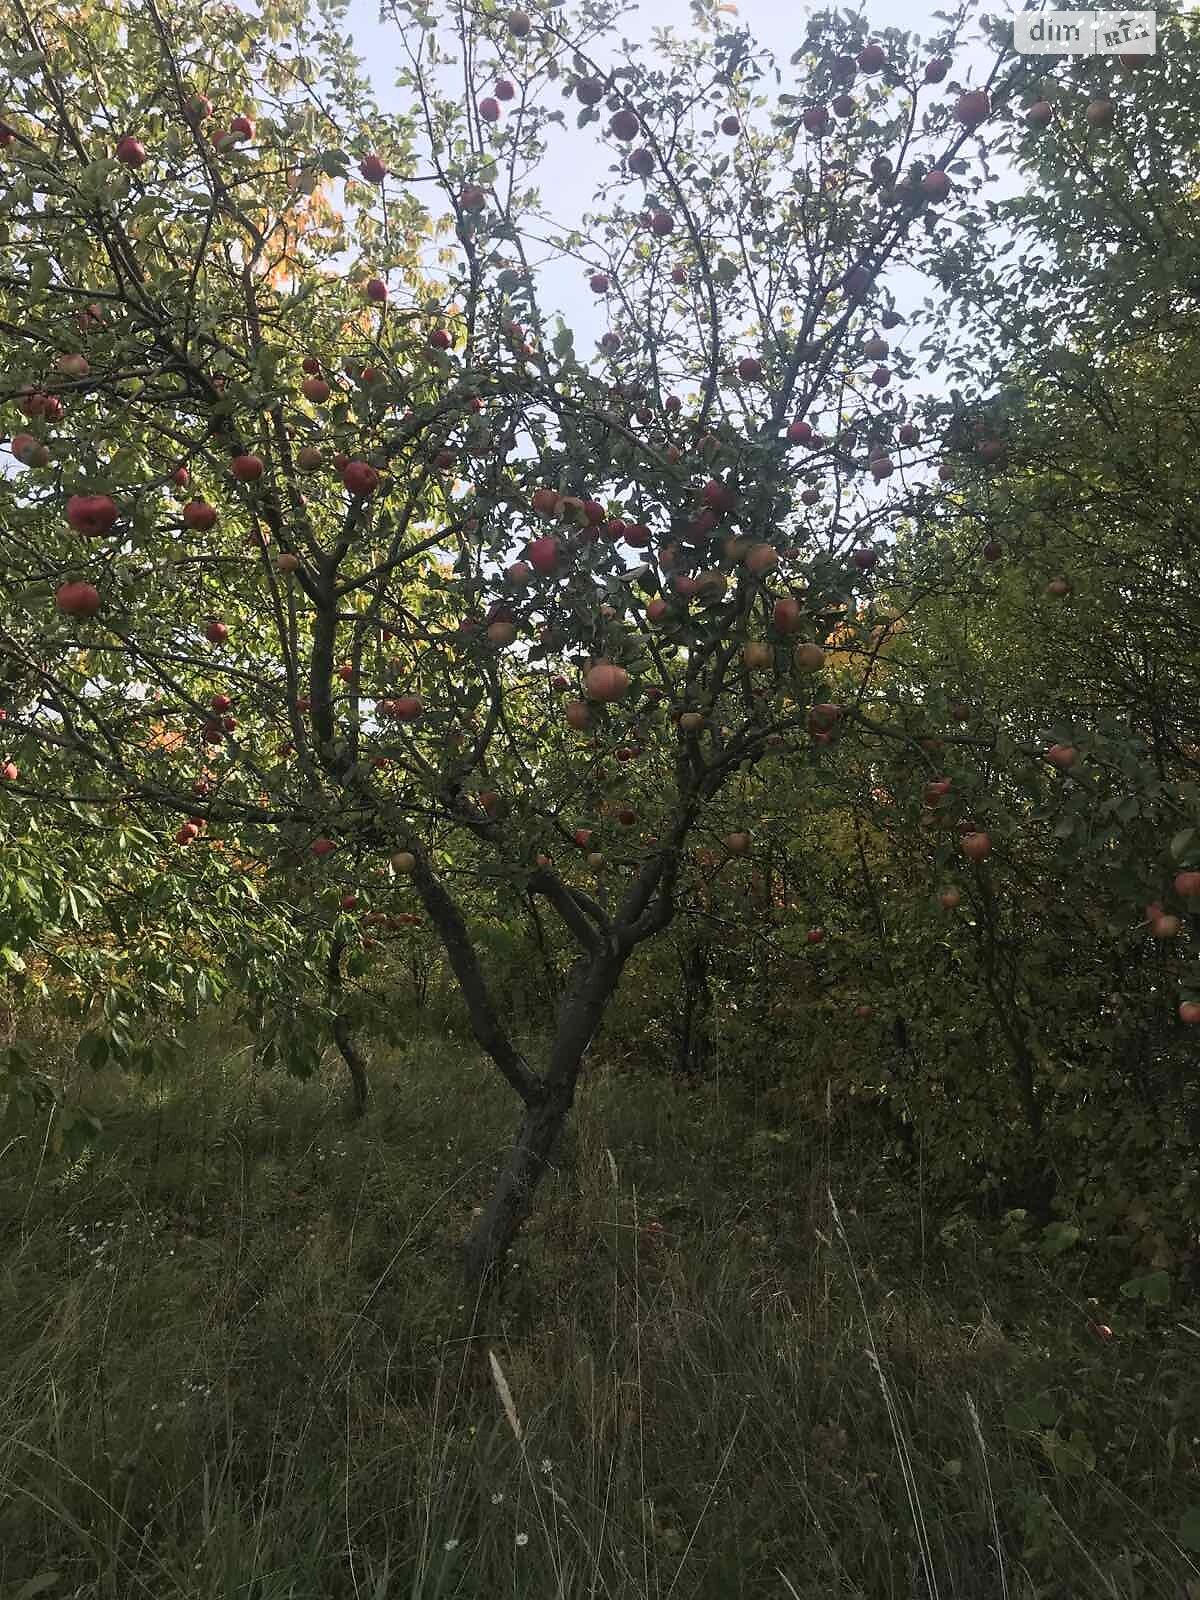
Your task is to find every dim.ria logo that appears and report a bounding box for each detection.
[1014,10,1157,55]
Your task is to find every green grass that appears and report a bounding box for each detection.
[0,1012,1198,1599]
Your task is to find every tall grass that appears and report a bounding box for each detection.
[0,1014,1197,1598]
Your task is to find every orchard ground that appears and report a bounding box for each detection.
[0,1000,1198,1599]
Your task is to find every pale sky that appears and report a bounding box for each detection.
[341,0,1001,356]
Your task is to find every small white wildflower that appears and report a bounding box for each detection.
[444,1537,459,1551]
[491,1491,504,1504]
[540,1457,552,1474]
[515,1532,529,1548]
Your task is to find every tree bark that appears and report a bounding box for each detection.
[462,945,625,1294]
[674,936,712,1075]
[327,936,369,1118]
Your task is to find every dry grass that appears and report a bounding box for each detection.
[0,1011,1197,1598]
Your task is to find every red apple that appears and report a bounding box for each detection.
[528,536,561,576]
[924,57,950,82]
[1174,871,1200,898]
[1025,100,1054,129]
[939,888,961,910]
[1086,98,1113,128]
[206,620,229,644]
[301,377,330,403]
[1045,744,1076,769]
[610,109,639,140]
[231,453,263,481]
[360,153,387,183]
[585,661,631,702]
[725,831,752,855]
[795,642,825,672]
[342,460,380,497]
[297,446,323,471]
[921,169,951,201]
[743,544,778,577]
[393,695,422,721]
[806,927,826,944]
[116,134,147,166]
[857,43,886,73]
[1180,1001,1200,1024]
[954,89,990,129]
[960,831,992,862]
[702,479,736,514]
[183,500,217,531]
[773,598,801,634]
[66,493,118,536]
[55,580,101,618]
[366,278,388,303]
[565,700,591,731]
[721,114,740,135]
[310,837,336,858]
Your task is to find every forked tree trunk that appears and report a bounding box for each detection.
[462,947,625,1293]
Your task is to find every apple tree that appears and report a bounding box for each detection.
[0,0,1051,1287]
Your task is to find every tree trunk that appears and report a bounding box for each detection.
[462,947,624,1295]
[675,936,712,1074]
[327,936,369,1118]
[332,1010,370,1118]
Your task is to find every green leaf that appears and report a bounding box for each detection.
[1039,1220,1080,1258]
[1171,828,1197,862]
[1177,1506,1200,1553]
[1005,1394,1058,1431]
[1119,1269,1170,1306]
[1041,1427,1095,1475]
